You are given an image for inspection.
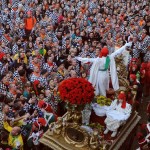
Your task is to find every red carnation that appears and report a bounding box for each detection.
[58,78,95,105]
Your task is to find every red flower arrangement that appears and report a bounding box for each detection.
[58,78,95,105]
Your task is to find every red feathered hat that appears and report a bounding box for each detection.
[0,52,5,60]
[118,92,126,109]
[34,118,46,130]
[99,47,109,58]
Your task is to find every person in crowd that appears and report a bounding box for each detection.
[104,92,132,137]
[76,42,132,96]
[0,0,149,149]
[24,11,36,36]
[0,131,12,149]
[3,121,24,150]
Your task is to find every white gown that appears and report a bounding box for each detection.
[104,99,132,132]
[92,103,110,117]
[76,42,132,96]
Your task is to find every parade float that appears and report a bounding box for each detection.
[39,56,141,150]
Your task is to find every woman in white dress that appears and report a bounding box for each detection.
[104,92,132,137]
[76,42,132,96]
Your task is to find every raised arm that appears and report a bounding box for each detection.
[75,57,96,63]
[110,42,132,58]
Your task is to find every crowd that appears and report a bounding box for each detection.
[0,0,150,149]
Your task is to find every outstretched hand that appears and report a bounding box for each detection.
[125,42,132,47]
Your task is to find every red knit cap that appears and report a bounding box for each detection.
[99,47,109,58]
[34,118,46,130]
[130,74,136,81]
[38,100,45,108]
[118,92,126,109]
[0,52,5,60]
[38,100,53,113]
[33,80,40,86]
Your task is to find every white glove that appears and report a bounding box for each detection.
[32,132,40,145]
[75,57,80,60]
[125,42,132,47]
[146,138,150,143]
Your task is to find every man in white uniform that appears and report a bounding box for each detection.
[76,42,132,96]
[104,92,132,137]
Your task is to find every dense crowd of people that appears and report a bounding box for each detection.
[0,0,150,149]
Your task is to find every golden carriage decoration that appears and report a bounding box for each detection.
[39,56,140,150]
[115,55,128,79]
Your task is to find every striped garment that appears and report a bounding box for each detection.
[89,1,97,12]
[39,20,49,27]
[0,82,7,94]
[0,28,5,41]
[112,30,117,43]
[13,70,20,78]
[1,35,11,46]
[18,28,26,37]
[15,17,24,24]
[120,24,125,34]
[30,73,41,83]
[0,62,8,75]
[144,51,150,62]
[12,44,19,55]
[77,1,83,9]
[28,62,36,71]
[45,10,58,25]
[140,36,150,54]
[43,63,57,73]
[46,32,58,43]
[1,47,11,54]
[10,9,20,20]
[11,0,19,8]
[127,42,142,65]
[39,76,49,89]
[1,0,7,9]
[132,42,141,58]
[1,13,10,24]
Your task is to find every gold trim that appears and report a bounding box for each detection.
[64,125,89,148]
[39,130,90,150]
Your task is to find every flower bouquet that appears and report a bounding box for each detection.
[89,123,104,133]
[58,78,95,105]
[96,96,111,106]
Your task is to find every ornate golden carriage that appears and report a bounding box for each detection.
[39,56,141,150]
